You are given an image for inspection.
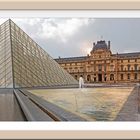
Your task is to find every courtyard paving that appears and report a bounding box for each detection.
[29,86,139,121]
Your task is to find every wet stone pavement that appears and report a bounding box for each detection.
[30,86,139,121]
[0,89,26,121]
[115,87,139,121]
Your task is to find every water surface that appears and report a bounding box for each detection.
[29,87,134,121]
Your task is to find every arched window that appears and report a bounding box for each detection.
[127,64,131,71]
[75,75,77,80]
[87,75,91,82]
[110,74,114,81]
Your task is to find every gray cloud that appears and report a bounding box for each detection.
[0,18,140,58]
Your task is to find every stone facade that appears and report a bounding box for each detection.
[55,40,140,83]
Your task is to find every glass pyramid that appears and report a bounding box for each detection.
[0,19,78,88]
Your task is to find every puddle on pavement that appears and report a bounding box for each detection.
[29,87,134,121]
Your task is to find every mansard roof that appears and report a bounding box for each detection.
[55,52,140,62]
[114,52,140,58]
[92,40,108,51]
[55,56,88,62]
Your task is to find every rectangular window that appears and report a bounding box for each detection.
[110,65,114,71]
[77,63,81,66]
[98,65,102,71]
[94,66,96,71]
[104,64,106,72]
[87,66,90,72]
[127,74,130,80]
[61,64,65,66]
[80,67,83,72]
[121,74,123,80]
[121,65,123,71]
[134,73,137,80]
[134,64,138,71]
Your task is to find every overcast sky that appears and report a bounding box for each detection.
[0,18,140,58]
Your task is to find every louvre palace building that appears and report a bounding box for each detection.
[55,40,140,83]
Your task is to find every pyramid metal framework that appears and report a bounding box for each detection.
[0,19,78,88]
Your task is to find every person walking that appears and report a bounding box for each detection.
[79,76,84,88]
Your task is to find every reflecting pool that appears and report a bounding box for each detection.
[29,87,134,121]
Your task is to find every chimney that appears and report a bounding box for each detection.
[108,41,110,49]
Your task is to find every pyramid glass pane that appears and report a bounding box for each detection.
[0,20,13,88]
[8,20,78,88]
